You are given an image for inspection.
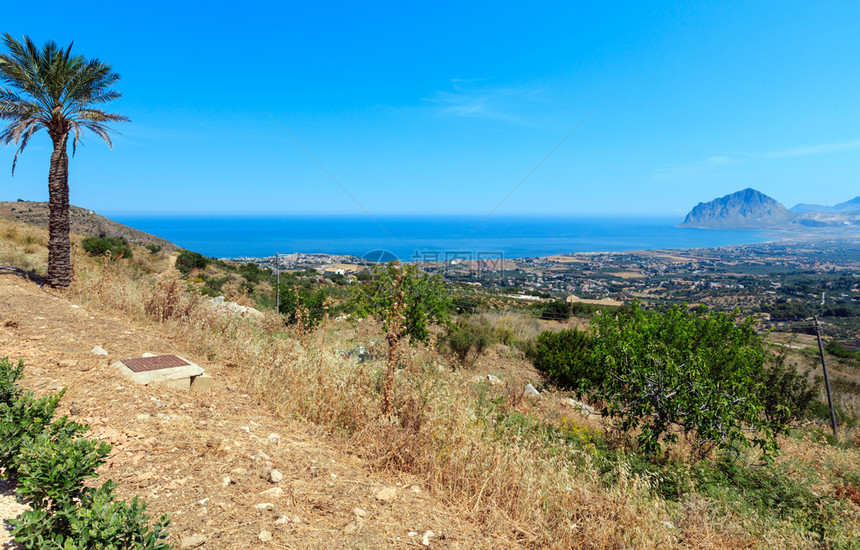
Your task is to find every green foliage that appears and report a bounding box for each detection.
[825,340,860,362]
[536,303,789,458]
[0,356,25,405]
[175,251,207,275]
[0,358,171,549]
[81,237,132,260]
[144,244,162,254]
[752,352,817,429]
[278,285,328,328]
[437,317,495,368]
[531,329,592,388]
[351,262,451,343]
[540,300,570,320]
[0,388,67,476]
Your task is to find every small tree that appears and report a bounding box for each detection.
[351,262,450,415]
[533,302,805,458]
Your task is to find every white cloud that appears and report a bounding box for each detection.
[754,139,860,159]
[423,79,546,123]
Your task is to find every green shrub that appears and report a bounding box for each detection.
[438,317,495,368]
[81,236,132,260]
[531,329,592,388]
[535,303,791,458]
[0,389,67,475]
[0,358,172,549]
[144,244,162,254]
[175,250,207,275]
[278,285,328,328]
[540,300,570,321]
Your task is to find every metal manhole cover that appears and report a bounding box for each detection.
[120,355,190,373]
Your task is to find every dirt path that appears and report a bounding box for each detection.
[0,274,504,549]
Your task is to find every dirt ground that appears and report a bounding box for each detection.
[0,273,512,549]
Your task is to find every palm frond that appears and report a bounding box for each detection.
[0,34,126,167]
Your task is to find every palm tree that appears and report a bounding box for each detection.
[0,34,128,287]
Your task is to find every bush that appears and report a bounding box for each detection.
[533,303,802,458]
[175,251,207,275]
[437,317,495,368]
[144,244,162,254]
[278,285,328,328]
[81,236,132,260]
[0,358,172,549]
[532,329,592,388]
[540,300,570,321]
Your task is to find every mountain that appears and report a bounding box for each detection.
[0,200,178,250]
[680,188,795,229]
[792,196,860,213]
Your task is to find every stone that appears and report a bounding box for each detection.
[57,359,78,368]
[422,530,435,547]
[523,383,541,398]
[180,535,207,548]
[90,346,108,356]
[255,451,271,461]
[344,522,358,535]
[275,515,289,524]
[254,502,274,511]
[562,397,595,414]
[268,469,283,483]
[190,374,214,393]
[258,530,273,542]
[374,487,397,502]
[260,487,283,498]
[486,374,501,385]
[222,476,232,487]
[353,507,368,517]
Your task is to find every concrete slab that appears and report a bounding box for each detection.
[110,355,204,387]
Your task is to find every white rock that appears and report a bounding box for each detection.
[422,530,435,547]
[486,374,501,385]
[409,531,418,537]
[267,433,281,444]
[374,487,397,502]
[258,530,273,542]
[275,515,289,524]
[221,476,231,487]
[344,522,359,535]
[180,534,207,548]
[260,487,283,498]
[523,383,541,397]
[254,502,274,511]
[353,507,368,517]
[269,469,283,483]
[90,346,108,356]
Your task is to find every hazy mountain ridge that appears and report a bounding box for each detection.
[791,196,860,213]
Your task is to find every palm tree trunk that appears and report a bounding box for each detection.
[46,131,72,288]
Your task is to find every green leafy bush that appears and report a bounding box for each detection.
[81,236,132,259]
[144,244,162,254]
[278,285,328,328]
[175,250,207,275]
[0,358,172,549]
[540,300,570,321]
[437,317,495,368]
[533,303,800,458]
[531,329,592,388]
[350,262,450,344]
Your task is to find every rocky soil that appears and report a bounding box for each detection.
[0,273,504,549]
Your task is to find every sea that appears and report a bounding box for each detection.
[107,214,772,261]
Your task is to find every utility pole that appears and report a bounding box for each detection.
[276,253,280,311]
[814,316,838,440]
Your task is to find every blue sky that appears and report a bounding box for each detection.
[2,1,860,218]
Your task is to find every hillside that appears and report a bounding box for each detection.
[680,188,795,228]
[0,214,858,548]
[0,201,178,251]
